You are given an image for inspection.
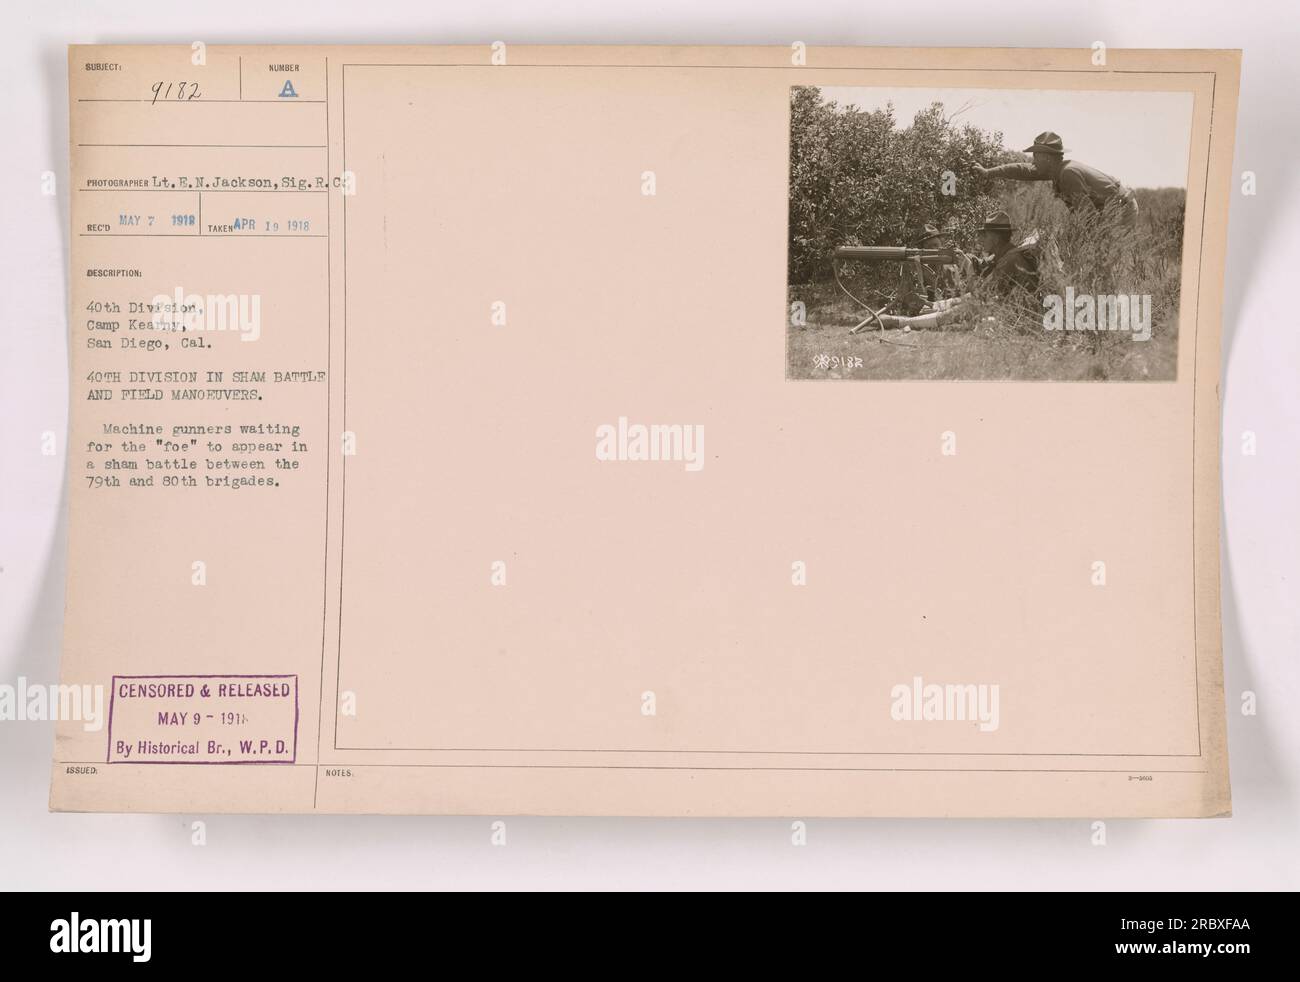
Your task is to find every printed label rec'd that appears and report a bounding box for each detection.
[106,674,298,764]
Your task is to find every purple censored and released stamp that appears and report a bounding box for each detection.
[106,674,298,764]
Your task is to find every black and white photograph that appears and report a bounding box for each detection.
[787,85,1194,380]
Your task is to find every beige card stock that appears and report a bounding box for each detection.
[51,45,1238,816]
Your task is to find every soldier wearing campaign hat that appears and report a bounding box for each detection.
[867,210,1040,332]
[910,223,944,247]
[973,210,1039,296]
[974,131,1139,229]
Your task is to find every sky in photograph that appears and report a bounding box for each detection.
[816,86,1194,189]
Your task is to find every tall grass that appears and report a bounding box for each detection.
[981,183,1186,357]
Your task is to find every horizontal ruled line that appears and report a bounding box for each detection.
[77,98,325,104]
[78,143,326,149]
[78,233,327,238]
[77,188,328,193]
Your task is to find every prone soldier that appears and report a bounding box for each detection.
[869,211,1039,331]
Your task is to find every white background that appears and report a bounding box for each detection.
[1,0,1296,890]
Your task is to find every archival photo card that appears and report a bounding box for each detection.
[51,46,1236,817]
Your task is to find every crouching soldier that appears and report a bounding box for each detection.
[870,212,1039,332]
[974,131,1138,230]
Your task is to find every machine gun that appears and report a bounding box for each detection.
[832,244,967,334]
[833,245,958,265]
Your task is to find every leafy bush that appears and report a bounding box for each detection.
[788,86,1008,284]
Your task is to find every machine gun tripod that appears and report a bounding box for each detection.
[832,245,968,338]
